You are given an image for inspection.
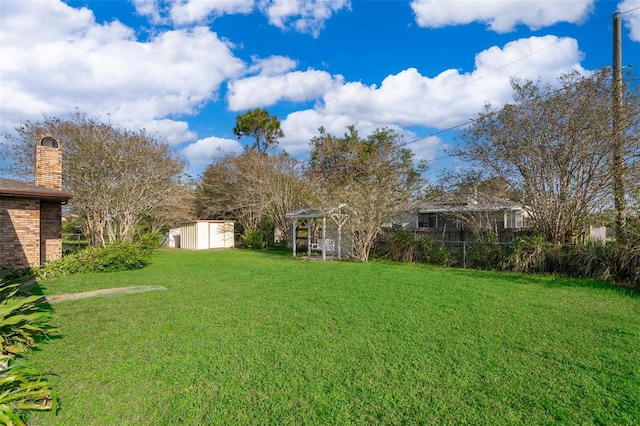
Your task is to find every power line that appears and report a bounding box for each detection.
[399,9,639,152]
[619,5,640,15]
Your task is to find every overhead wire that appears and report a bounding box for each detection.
[399,8,639,153]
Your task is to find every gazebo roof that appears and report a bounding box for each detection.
[285,206,325,219]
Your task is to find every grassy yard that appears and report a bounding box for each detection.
[27,249,640,425]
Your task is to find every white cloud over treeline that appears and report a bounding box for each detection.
[410,0,595,32]
[2,0,638,174]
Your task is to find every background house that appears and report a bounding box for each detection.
[400,192,530,241]
[0,135,73,268]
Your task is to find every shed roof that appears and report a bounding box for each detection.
[0,177,74,202]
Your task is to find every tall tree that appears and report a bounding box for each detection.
[197,151,312,243]
[308,126,425,262]
[232,108,284,153]
[457,69,640,244]
[2,112,189,246]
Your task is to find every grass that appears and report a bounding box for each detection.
[26,249,640,425]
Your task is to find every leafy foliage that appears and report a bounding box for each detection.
[467,236,509,270]
[0,356,56,426]
[232,108,284,153]
[0,280,54,356]
[382,231,450,266]
[36,236,156,279]
[241,229,266,250]
[0,278,57,425]
[3,112,191,247]
[508,233,549,273]
[197,151,312,242]
[457,69,640,244]
[308,126,425,262]
[379,230,639,287]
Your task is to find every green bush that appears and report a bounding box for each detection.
[134,232,162,255]
[421,240,451,266]
[88,240,149,272]
[388,231,421,263]
[558,242,614,281]
[507,233,549,273]
[385,231,451,266]
[241,229,266,250]
[468,237,509,270]
[36,239,153,279]
[381,230,638,287]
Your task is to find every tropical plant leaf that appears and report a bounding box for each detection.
[0,403,27,426]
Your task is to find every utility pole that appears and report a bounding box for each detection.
[612,12,626,242]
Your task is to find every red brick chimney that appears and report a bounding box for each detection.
[35,134,62,190]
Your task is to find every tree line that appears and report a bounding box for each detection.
[2,67,639,274]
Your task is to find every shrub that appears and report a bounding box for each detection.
[388,231,421,263]
[88,241,149,272]
[507,233,549,273]
[468,237,509,270]
[421,240,451,266]
[134,232,162,255]
[242,229,266,250]
[384,231,451,266]
[36,239,153,279]
[559,242,615,281]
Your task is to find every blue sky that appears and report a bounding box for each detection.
[2,0,640,180]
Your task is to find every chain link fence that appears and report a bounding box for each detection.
[374,231,640,286]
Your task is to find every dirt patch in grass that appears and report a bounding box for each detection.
[46,285,167,302]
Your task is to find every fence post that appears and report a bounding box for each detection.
[463,242,466,269]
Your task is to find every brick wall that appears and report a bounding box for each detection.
[0,196,40,268]
[35,145,62,191]
[40,202,62,264]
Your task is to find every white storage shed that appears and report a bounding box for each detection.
[179,220,235,250]
[161,228,181,248]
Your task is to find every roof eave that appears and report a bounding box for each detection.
[1,189,74,202]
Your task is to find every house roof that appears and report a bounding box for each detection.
[417,192,523,214]
[0,177,74,202]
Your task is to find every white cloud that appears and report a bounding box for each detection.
[131,0,349,36]
[131,0,254,25]
[140,119,197,146]
[319,36,585,128]
[277,35,586,159]
[247,55,298,76]
[181,136,244,171]
[0,0,245,145]
[170,0,255,25]
[409,136,445,163]
[131,0,164,24]
[278,111,445,168]
[619,0,640,42]
[410,0,594,32]
[261,0,351,37]
[279,110,354,155]
[227,69,341,110]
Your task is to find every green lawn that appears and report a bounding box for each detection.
[27,249,640,425]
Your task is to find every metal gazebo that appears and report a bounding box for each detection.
[285,205,352,260]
